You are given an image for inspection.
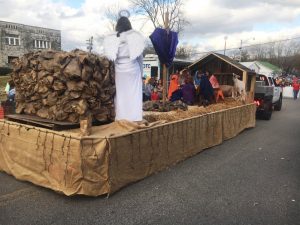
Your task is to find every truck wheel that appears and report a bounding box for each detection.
[274,95,282,111]
[262,102,273,120]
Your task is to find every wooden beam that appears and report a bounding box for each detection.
[162,12,169,105]
[249,74,256,102]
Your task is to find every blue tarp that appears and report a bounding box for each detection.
[149,28,178,67]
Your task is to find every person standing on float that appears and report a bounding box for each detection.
[103,14,145,121]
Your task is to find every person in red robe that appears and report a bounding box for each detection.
[209,73,224,102]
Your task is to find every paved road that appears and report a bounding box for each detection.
[1,99,300,225]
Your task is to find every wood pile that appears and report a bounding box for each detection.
[11,49,115,123]
[143,100,188,112]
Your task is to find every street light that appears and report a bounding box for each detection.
[239,37,255,62]
[224,36,228,55]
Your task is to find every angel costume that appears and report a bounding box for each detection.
[104,30,145,121]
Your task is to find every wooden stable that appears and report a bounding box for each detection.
[187,53,256,103]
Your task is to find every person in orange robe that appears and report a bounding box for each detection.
[168,72,179,99]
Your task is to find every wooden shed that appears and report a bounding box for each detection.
[187,53,256,103]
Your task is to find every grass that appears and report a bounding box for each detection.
[0,75,10,89]
[0,75,10,102]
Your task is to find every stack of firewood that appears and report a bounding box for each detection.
[11,49,116,123]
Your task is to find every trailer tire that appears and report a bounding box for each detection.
[262,101,272,120]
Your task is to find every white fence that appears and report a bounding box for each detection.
[283,87,300,98]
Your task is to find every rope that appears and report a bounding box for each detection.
[61,135,66,155]
[42,131,48,171]
[48,133,55,172]
[64,136,72,187]
[35,130,41,152]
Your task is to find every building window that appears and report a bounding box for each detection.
[5,24,18,30]
[34,40,51,49]
[8,56,19,64]
[4,36,20,46]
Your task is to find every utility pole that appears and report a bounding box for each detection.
[224,36,228,55]
[86,36,93,53]
[239,40,243,62]
[239,37,255,62]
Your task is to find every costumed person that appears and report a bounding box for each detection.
[194,70,201,101]
[178,70,185,86]
[103,12,145,121]
[4,80,16,114]
[209,73,224,102]
[7,82,15,102]
[182,76,196,105]
[198,71,214,107]
[170,88,183,102]
[194,70,201,87]
[168,71,179,99]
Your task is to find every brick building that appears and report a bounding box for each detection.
[0,20,61,68]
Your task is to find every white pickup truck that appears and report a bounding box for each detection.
[255,74,283,120]
[266,74,283,110]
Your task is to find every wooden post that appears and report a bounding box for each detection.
[242,71,248,102]
[162,12,169,105]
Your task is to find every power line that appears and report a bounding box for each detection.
[192,35,300,55]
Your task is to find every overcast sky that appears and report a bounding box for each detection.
[1,0,300,55]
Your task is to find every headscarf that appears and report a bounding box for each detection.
[209,74,220,89]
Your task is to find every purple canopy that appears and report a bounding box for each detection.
[149,28,178,67]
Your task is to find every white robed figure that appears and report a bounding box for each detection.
[103,15,145,122]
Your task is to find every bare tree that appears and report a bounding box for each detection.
[175,45,194,59]
[130,0,188,34]
[105,3,121,31]
[241,50,250,62]
[143,45,156,56]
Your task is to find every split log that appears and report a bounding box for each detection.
[11,49,116,123]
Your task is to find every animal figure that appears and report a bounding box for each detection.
[219,85,234,98]
[232,73,246,103]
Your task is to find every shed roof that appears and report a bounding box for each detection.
[241,61,281,73]
[256,61,281,72]
[188,52,254,73]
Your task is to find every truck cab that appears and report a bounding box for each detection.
[255,74,283,120]
[266,75,283,110]
[258,74,283,111]
[143,54,160,79]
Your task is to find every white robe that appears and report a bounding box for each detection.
[103,30,145,122]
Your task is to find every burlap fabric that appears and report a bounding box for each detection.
[0,104,256,196]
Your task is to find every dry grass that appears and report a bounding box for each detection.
[143,98,244,122]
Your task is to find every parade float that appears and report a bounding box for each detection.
[0,51,256,196]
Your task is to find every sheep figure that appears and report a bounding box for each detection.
[232,73,246,103]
